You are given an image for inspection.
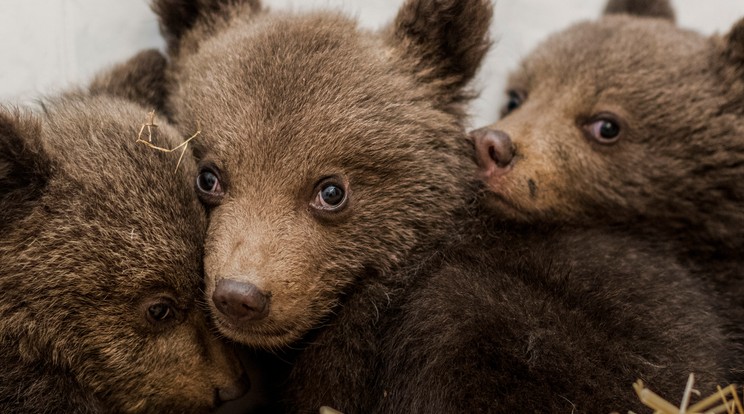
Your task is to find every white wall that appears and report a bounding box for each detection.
[1,0,743,127]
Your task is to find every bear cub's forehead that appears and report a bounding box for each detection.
[191,13,383,92]
[27,99,206,294]
[184,15,453,171]
[181,13,418,125]
[521,16,712,90]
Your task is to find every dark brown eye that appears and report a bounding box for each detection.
[311,179,349,212]
[501,90,526,117]
[197,170,221,194]
[144,297,178,327]
[149,303,171,321]
[320,184,344,206]
[585,114,623,144]
[196,165,225,205]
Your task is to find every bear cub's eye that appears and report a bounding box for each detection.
[501,90,526,117]
[196,165,225,205]
[148,303,173,322]
[197,169,221,194]
[320,185,344,206]
[311,177,349,213]
[142,296,180,329]
[584,114,623,144]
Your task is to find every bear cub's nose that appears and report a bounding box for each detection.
[471,127,515,172]
[213,279,270,321]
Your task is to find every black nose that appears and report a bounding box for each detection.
[471,127,515,169]
[216,373,250,404]
[213,279,270,321]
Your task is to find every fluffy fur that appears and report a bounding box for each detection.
[604,0,675,22]
[154,0,490,350]
[474,0,744,310]
[0,63,247,412]
[379,225,733,413]
[89,49,170,113]
[153,0,489,411]
[150,0,738,412]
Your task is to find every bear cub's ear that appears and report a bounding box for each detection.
[152,0,262,54]
[724,17,744,65]
[604,0,675,22]
[0,110,49,202]
[387,0,493,97]
[89,49,169,112]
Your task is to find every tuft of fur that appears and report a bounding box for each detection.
[0,89,246,412]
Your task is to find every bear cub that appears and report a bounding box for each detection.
[0,54,248,413]
[472,0,744,287]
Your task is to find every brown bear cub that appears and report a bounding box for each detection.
[472,0,744,288]
[151,0,737,412]
[153,0,488,351]
[0,56,248,412]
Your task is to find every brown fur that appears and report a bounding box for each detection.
[379,224,733,413]
[153,0,489,411]
[149,0,739,412]
[89,49,170,113]
[153,0,262,57]
[155,0,490,349]
[475,1,744,298]
[0,76,248,411]
[604,0,675,22]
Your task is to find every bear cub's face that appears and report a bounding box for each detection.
[474,3,744,226]
[155,0,491,349]
[0,96,247,413]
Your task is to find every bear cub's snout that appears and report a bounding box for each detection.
[213,279,271,322]
[471,127,516,175]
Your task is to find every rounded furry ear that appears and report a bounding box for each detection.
[152,0,262,55]
[724,17,744,64]
[387,0,493,99]
[603,0,675,22]
[0,110,49,211]
[89,49,169,112]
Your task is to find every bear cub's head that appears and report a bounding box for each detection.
[473,0,744,248]
[152,0,492,348]
[0,92,247,413]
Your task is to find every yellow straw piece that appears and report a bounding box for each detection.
[689,385,736,413]
[319,406,344,414]
[634,380,683,413]
[633,376,743,414]
[134,111,202,172]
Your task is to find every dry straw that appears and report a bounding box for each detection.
[135,111,201,172]
[629,374,743,414]
[319,374,743,414]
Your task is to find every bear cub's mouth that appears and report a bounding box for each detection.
[213,312,297,345]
